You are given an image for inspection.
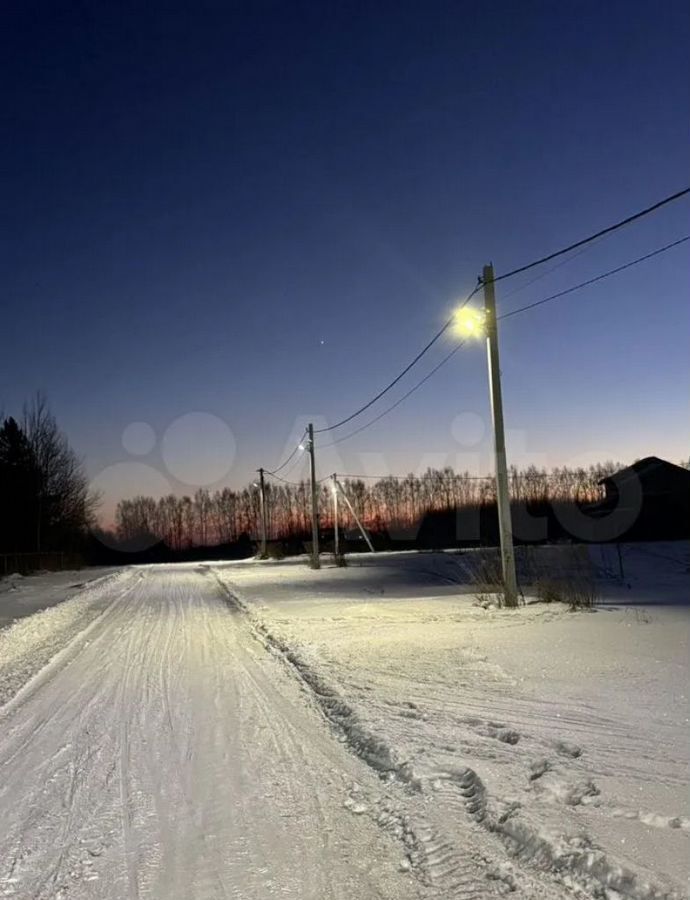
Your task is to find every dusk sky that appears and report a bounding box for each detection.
[3,0,689,523]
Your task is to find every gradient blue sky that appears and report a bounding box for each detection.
[2,0,689,521]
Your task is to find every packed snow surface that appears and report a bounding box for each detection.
[0,544,687,899]
[0,566,420,899]
[0,567,115,627]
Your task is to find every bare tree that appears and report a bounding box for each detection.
[23,394,98,551]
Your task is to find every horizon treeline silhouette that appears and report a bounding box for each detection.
[2,397,686,563]
[110,461,637,550]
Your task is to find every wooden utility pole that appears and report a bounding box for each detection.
[307,423,320,568]
[332,474,340,558]
[482,264,519,607]
[257,467,268,557]
[334,477,375,553]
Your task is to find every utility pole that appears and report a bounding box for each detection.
[483,264,519,608]
[334,477,375,553]
[307,423,320,568]
[257,467,268,558]
[332,474,340,558]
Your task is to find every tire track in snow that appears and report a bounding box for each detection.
[235,652,338,898]
[200,569,343,899]
[0,569,142,720]
[116,593,143,900]
[211,573,513,899]
[0,565,445,899]
[0,573,149,899]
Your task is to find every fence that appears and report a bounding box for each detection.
[0,552,84,577]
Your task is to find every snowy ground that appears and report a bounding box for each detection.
[0,567,116,628]
[215,543,690,900]
[0,544,687,899]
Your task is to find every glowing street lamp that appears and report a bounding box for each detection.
[451,279,518,608]
[453,306,486,339]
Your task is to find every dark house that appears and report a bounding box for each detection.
[589,456,690,541]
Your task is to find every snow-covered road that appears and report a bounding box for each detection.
[1,554,686,900]
[0,566,420,900]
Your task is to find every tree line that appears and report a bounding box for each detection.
[112,461,630,549]
[3,397,686,562]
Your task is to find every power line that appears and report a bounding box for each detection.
[268,469,580,485]
[336,472,492,480]
[265,469,330,487]
[336,472,408,480]
[337,472,409,479]
[498,235,690,322]
[500,241,599,300]
[267,193,689,465]
[321,340,467,447]
[264,470,307,486]
[280,444,308,480]
[265,428,307,475]
[491,187,690,285]
[321,233,688,447]
[314,187,689,440]
[313,284,482,434]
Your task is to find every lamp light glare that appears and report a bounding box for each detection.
[453,307,486,339]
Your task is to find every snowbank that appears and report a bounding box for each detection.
[0,566,118,628]
[0,568,132,709]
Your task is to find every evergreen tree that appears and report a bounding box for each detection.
[0,417,39,552]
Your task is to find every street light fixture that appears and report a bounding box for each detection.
[453,306,486,339]
[452,280,518,608]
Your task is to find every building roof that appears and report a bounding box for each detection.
[598,456,690,486]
